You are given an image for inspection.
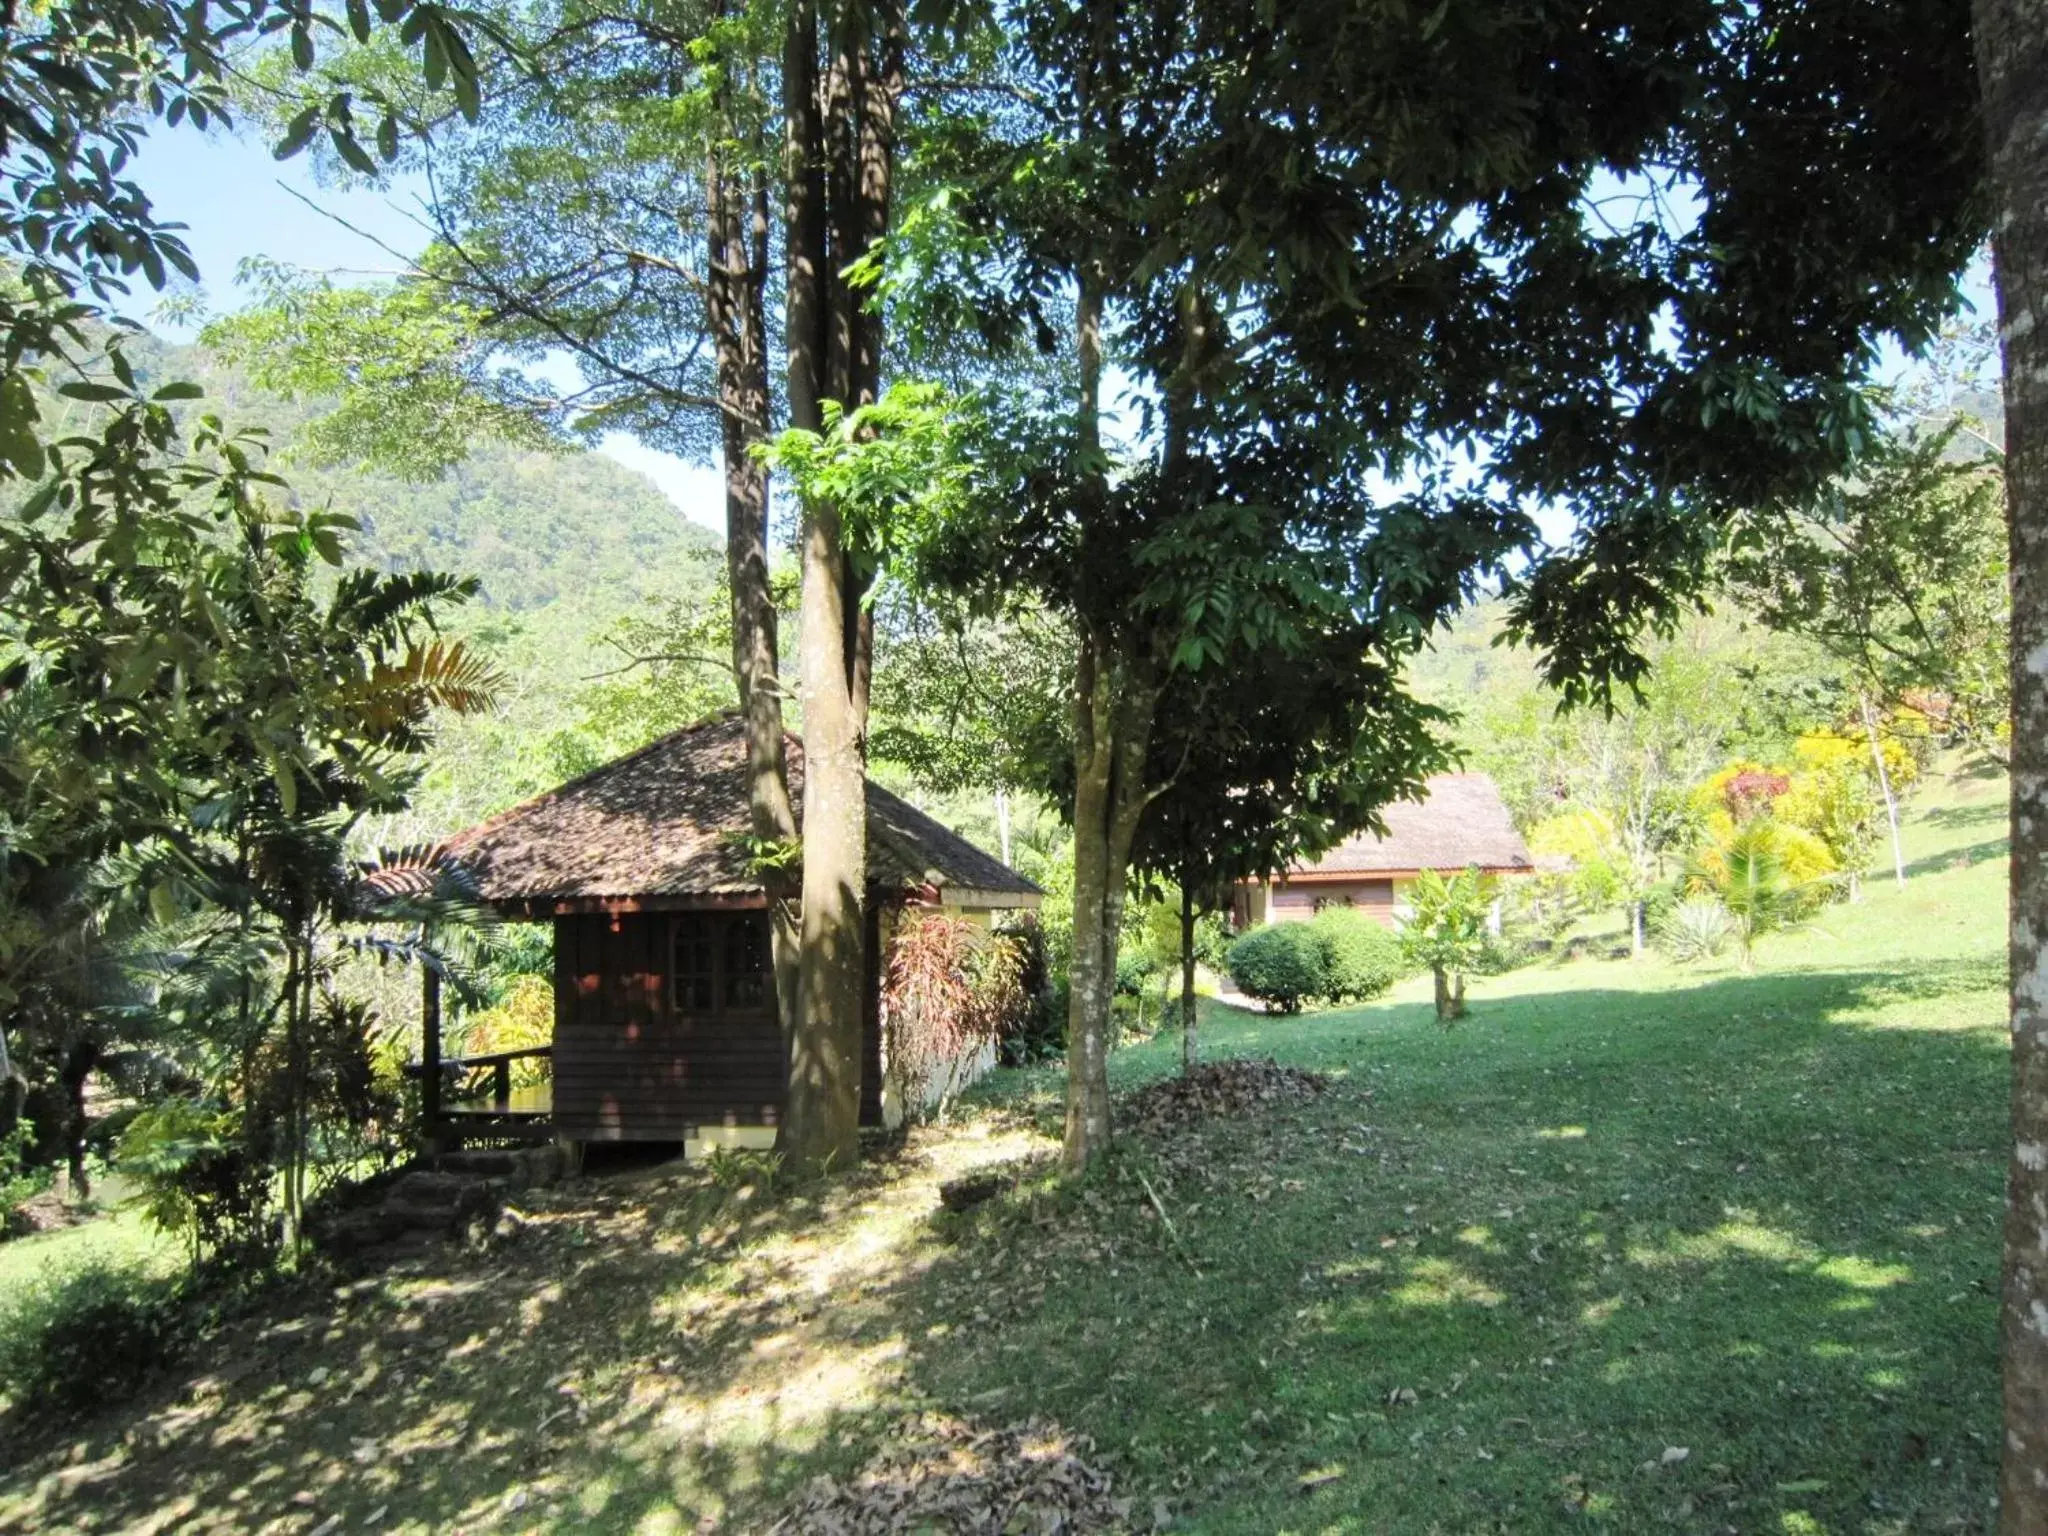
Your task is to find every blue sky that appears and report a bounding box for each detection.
[130,124,730,531]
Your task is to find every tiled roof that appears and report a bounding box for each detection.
[441,714,1040,906]
[1289,773,1533,876]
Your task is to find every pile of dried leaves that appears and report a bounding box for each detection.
[1120,1057,1329,1136]
[771,1414,1142,1534]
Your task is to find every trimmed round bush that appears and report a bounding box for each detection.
[1306,907,1406,1001]
[1224,924,1328,1012]
[0,1260,188,1416]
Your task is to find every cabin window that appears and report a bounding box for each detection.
[723,917,770,1011]
[673,917,717,1013]
[671,913,771,1017]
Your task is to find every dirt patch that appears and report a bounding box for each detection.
[4,1189,90,1239]
[770,1413,1140,1534]
[1120,1057,1329,1136]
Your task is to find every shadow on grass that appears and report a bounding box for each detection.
[0,961,2007,1534]
[1905,835,2010,878]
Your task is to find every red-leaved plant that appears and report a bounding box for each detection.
[880,910,1030,1123]
[1721,769,1791,823]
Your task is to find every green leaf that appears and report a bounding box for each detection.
[420,17,448,89]
[151,381,205,402]
[56,382,131,404]
[0,375,45,479]
[330,128,380,177]
[275,106,321,160]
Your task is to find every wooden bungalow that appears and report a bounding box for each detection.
[1233,773,1533,928]
[425,714,1041,1152]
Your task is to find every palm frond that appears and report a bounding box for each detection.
[327,568,480,643]
[347,639,500,735]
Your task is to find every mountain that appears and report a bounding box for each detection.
[51,330,738,830]
[116,332,724,616]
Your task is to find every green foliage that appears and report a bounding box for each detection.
[995,917,1063,1067]
[701,1148,786,1197]
[1728,422,2010,750]
[1658,897,1737,965]
[1224,925,1328,1014]
[0,1260,188,1416]
[762,384,978,572]
[117,1100,275,1268]
[1685,821,1826,972]
[1306,907,1405,1004]
[0,1123,45,1214]
[1401,868,1496,1023]
[205,264,558,478]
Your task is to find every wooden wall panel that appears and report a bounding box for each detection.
[1269,879,1396,926]
[551,911,790,1141]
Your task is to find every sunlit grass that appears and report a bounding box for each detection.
[0,760,2009,1533]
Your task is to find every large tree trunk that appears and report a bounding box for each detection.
[1976,2,2048,1528]
[778,0,902,1173]
[708,122,801,1056]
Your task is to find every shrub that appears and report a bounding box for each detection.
[1224,924,1328,1012]
[1306,907,1405,1002]
[1113,948,1153,997]
[1658,896,1737,964]
[0,1260,189,1416]
[119,1099,277,1268]
[881,911,1033,1121]
[0,1122,47,1218]
[1475,931,1534,976]
[997,919,1064,1066]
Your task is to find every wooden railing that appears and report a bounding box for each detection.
[408,970,554,1142]
[444,1046,553,1112]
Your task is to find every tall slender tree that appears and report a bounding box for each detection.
[777,0,907,1169]
[1971,0,2048,1526]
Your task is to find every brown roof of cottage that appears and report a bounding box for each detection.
[441,713,1040,907]
[1287,773,1533,878]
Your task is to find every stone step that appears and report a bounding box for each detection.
[389,1171,500,1220]
[427,1144,565,1190]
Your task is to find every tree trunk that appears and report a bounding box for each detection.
[1058,274,1164,1172]
[1862,692,1907,886]
[1063,630,1159,1171]
[777,0,902,1174]
[0,1021,20,1147]
[1630,899,1646,958]
[1064,727,1116,1169]
[58,1041,95,1198]
[1180,885,1198,1074]
[1432,966,1451,1022]
[709,124,801,1059]
[1976,1,2048,1526]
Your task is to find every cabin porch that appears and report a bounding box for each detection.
[413,904,882,1153]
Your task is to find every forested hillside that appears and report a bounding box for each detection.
[110,330,724,617]
[67,330,734,833]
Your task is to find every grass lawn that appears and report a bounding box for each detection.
[0,762,2008,1533]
